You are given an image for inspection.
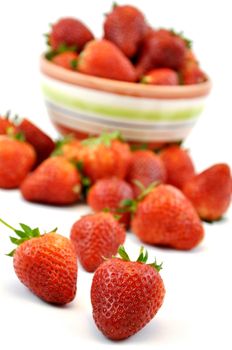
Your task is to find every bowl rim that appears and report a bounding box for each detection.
[40,55,212,99]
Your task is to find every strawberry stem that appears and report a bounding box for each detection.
[0,218,41,257]
[0,218,16,231]
[137,181,159,201]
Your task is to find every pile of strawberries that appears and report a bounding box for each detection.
[0,112,231,340]
[45,3,207,85]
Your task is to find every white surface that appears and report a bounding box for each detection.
[0,0,232,349]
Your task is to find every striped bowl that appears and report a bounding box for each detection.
[40,56,211,148]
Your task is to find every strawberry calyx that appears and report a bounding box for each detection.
[81,131,123,148]
[102,207,122,221]
[119,181,159,214]
[45,43,78,61]
[0,218,57,257]
[117,245,163,272]
[75,160,92,192]
[51,135,74,157]
[70,58,78,70]
[169,28,192,49]
[140,75,151,84]
[130,143,148,151]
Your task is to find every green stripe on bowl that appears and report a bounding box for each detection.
[42,84,204,122]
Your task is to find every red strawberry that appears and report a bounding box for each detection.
[183,164,231,221]
[141,68,179,85]
[126,150,167,197]
[0,219,77,305]
[180,61,206,85]
[15,118,55,165]
[52,51,78,70]
[20,157,81,205]
[136,29,188,78]
[91,246,165,340]
[53,138,81,160]
[76,132,132,182]
[160,145,195,189]
[49,17,94,52]
[0,136,36,189]
[131,184,204,250]
[77,39,137,82]
[87,177,134,228]
[103,4,148,58]
[0,115,15,135]
[70,212,125,272]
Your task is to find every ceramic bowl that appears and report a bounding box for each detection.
[40,56,211,148]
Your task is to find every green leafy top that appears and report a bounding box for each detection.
[0,218,56,257]
[45,43,78,61]
[51,134,74,157]
[119,180,159,214]
[169,28,193,49]
[117,246,163,272]
[81,131,123,148]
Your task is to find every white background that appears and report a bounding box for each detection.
[0,1,232,349]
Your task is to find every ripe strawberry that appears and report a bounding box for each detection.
[131,184,204,250]
[70,212,125,272]
[183,164,231,221]
[0,136,36,189]
[136,29,188,78]
[103,4,148,58]
[52,137,81,160]
[77,39,137,82]
[49,17,94,52]
[0,114,15,135]
[52,51,78,70]
[126,150,167,197]
[141,68,179,85]
[160,145,195,189]
[76,132,132,182]
[87,177,134,227]
[0,219,77,305]
[180,61,206,85]
[91,246,165,340]
[20,157,81,205]
[15,118,55,165]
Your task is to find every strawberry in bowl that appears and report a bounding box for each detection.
[41,4,211,150]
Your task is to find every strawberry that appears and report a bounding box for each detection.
[77,39,137,82]
[51,51,78,70]
[91,246,165,340]
[103,4,148,58]
[0,219,77,305]
[87,177,134,228]
[131,184,204,250]
[136,29,188,78]
[126,150,167,197]
[160,145,195,189]
[20,157,81,205]
[70,212,125,272]
[52,137,81,160]
[0,114,15,135]
[180,61,206,85]
[49,17,94,52]
[15,118,55,165]
[0,136,36,189]
[76,132,131,183]
[182,164,231,221]
[141,68,179,85]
